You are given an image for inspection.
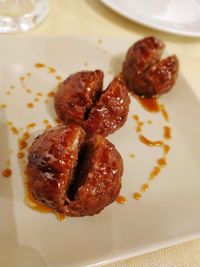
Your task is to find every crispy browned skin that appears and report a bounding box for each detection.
[66,134,123,216]
[123,36,179,97]
[27,126,123,217]
[27,125,85,214]
[55,70,103,124]
[84,74,130,136]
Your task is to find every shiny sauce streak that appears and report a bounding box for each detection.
[17,152,25,159]
[48,67,56,73]
[139,135,163,147]
[18,139,28,150]
[11,126,19,135]
[160,104,169,121]
[22,131,30,140]
[55,76,62,81]
[116,195,127,204]
[27,123,36,130]
[149,166,161,180]
[133,192,142,200]
[27,103,34,108]
[133,115,144,132]
[2,168,12,177]
[43,119,49,124]
[157,157,167,168]
[141,183,149,192]
[163,144,170,155]
[48,91,55,97]
[26,186,66,221]
[163,126,171,140]
[35,63,46,68]
[138,97,160,112]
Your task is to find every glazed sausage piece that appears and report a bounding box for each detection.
[143,55,179,96]
[27,125,123,217]
[27,125,85,214]
[84,74,130,136]
[66,134,123,216]
[55,70,103,124]
[123,36,165,96]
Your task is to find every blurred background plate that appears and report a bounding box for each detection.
[101,0,200,37]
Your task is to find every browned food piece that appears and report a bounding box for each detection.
[27,125,85,214]
[66,134,123,216]
[123,36,179,97]
[55,70,103,124]
[123,36,165,97]
[55,71,130,136]
[84,74,130,136]
[27,125,123,217]
[143,55,179,96]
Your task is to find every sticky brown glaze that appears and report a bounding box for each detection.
[55,70,103,124]
[84,74,130,136]
[123,36,165,96]
[123,36,179,97]
[143,55,179,96]
[27,125,85,214]
[27,125,123,217]
[65,134,123,216]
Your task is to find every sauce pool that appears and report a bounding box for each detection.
[2,168,12,177]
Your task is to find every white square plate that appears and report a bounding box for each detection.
[0,37,200,267]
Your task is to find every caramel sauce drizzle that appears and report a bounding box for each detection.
[139,135,163,147]
[27,123,36,130]
[2,168,12,177]
[163,126,171,140]
[27,103,34,108]
[138,97,160,112]
[116,195,127,204]
[133,96,171,201]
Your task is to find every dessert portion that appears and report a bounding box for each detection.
[123,36,179,98]
[27,125,123,217]
[55,71,130,136]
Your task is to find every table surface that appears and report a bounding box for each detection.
[26,1,200,266]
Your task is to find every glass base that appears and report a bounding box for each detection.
[0,0,49,33]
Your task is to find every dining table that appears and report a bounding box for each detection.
[22,1,200,266]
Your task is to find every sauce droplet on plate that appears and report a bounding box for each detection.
[48,91,55,97]
[11,126,19,135]
[157,157,167,168]
[160,104,169,121]
[35,63,46,68]
[17,152,25,159]
[141,183,149,192]
[18,139,28,150]
[149,166,161,180]
[163,144,170,155]
[163,126,171,140]
[2,168,12,177]
[48,66,56,73]
[133,192,142,200]
[27,123,36,130]
[138,97,160,112]
[116,195,127,204]
[139,135,163,147]
[55,76,62,81]
[27,103,34,108]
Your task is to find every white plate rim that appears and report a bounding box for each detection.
[101,0,200,37]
